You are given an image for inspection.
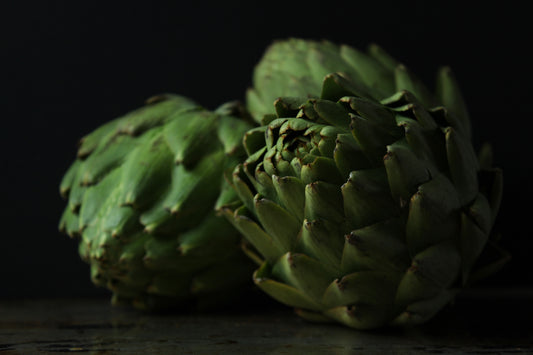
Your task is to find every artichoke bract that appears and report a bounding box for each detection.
[221,40,506,329]
[59,94,255,310]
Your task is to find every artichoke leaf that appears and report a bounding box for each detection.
[118,129,174,208]
[79,134,137,186]
[340,44,395,98]
[394,65,436,109]
[299,218,344,274]
[116,95,198,136]
[271,253,333,307]
[341,217,410,274]
[405,174,461,255]
[79,168,123,231]
[445,126,479,205]
[59,159,81,198]
[395,241,461,313]
[304,181,344,224]
[384,140,432,205]
[333,133,372,177]
[272,175,306,222]
[342,169,399,230]
[367,43,399,72]
[58,206,80,237]
[163,110,219,168]
[225,205,284,264]
[254,195,301,253]
[217,114,254,156]
[77,119,121,159]
[392,289,457,326]
[254,261,324,311]
[313,99,351,128]
[436,66,471,138]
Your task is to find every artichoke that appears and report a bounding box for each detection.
[220,40,506,329]
[59,94,256,310]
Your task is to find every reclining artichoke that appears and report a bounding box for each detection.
[220,39,505,329]
[59,94,255,310]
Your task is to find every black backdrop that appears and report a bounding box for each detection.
[2,1,531,299]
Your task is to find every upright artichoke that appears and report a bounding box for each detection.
[59,94,255,310]
[221,40,506,329]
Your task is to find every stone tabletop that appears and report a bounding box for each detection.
[1,288,532,354]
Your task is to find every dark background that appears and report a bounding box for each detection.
[2,1,531,299]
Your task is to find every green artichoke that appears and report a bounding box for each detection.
[220,40,506,329]
[59,94,255,310]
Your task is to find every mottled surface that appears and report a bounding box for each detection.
[1,289,532,354]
